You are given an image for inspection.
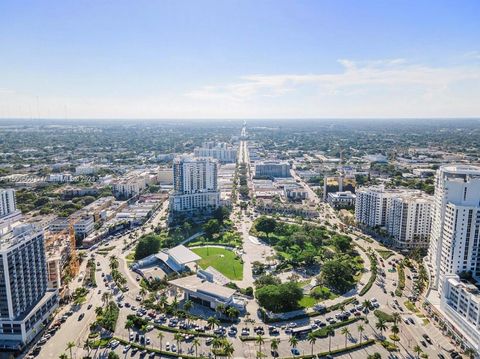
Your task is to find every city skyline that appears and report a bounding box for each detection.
[1,1,479,119]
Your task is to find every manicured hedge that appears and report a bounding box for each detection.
[313,317,364,338]
[359,253,377,296]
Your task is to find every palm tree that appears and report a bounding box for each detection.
[215,304,225,318]
[59,354,68,359]
[357,324,365,344]
[288,336,298,350]
[375,319,387,339]
[340,327,350,348]
[392,312,401,325]
[270,338,280,356]
[307,332,316,356]
[125,319,133,340]
[159,295,168,310]
[174,333,183,354]
[362,299,372,312]
[391,323,400,342]
[192,337,200,358]
[212,337,224,359]
[255,335,265,356]
[207,316,220,329]
[326,327,335,353]
[139,287,147,300]
[157,332,164,351]
[66,341,75,359]
[83,339,92,357]
[223,341,235,358]
[413,344,422,358]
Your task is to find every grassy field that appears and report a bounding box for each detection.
[298,295,317,308]
[192,246,243,281]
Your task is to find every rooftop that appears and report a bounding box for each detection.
[169,275,236,300]
[166,245,201,265]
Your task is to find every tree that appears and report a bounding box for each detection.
[207,316,220,329]
[255,217,277,237]
[215,303,225,318]
[357,324,365,344]
[270,338,280,356]
[174,333,183,354]
[367,353,381,359]
[157,332,164,351]
[307,332,316,356]
[413,344,422,359]
[192,337,200,358]
[226,306,239,321]
[59,354,68,359]
[223,341,235,358]
[135,233,161,260]
[203,219,221,239]
[288,336,298,350]
[212,337,224,359]
[256,335,265,356]
[125,319,133,339]
[362,299,373,312]
[392,312,401,325]
[81,339,92,356]
[319,259,355,293]
[375,319,387,339]
[340,327,350,348]
[214,206,230,224]
[326,327,335,353]
[108,352,119,359]
[255,282,303,312]
[332,235,352,252]
[66,341,75,359]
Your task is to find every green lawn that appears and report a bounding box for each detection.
[298,295,317,308]
[192,247,243,281]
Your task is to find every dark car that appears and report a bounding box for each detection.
[78,313,85,321]
[422,334,432,344]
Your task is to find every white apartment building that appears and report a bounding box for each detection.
[0,189,17,218]
[112,177,146,199]
[254,161,290,178]
[355,186,432,249]
[440,275,480,353]
[0,225,58,350]
[355,186,401,227]
[194,142,238,163]
[427,165,480,291]
[171,156,220,212]
[386,192,433,249]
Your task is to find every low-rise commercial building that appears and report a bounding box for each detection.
[327,191,356,209]
[440,275,480,353]
[169,274,245,311]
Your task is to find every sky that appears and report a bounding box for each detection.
[0,0,479,120]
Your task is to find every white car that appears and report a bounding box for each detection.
[171,344,177,352]
[110,340,120,348]
[123,344,131,353]
[165,342,170,351]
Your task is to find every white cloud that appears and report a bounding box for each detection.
[1,58,479,119]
